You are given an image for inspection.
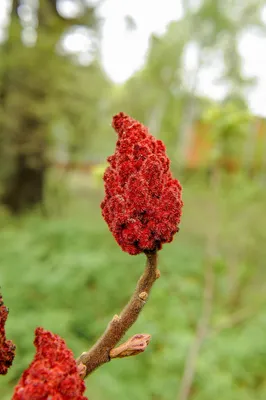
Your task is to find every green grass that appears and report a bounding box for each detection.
[1,174,266,399]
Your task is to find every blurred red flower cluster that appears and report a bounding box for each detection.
[12,327,87,400]
[0,294,15,375]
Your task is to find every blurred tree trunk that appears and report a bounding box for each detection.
[0,2,47,214]
[0,0,96,214]
[2,118,47,214]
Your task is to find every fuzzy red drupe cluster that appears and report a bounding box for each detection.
[101,112,183,255]
[12,327,87,400]
[0,294,16,375]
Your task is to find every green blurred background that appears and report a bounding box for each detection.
[1,1,266,399]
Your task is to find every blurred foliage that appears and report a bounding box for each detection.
[0,0,111,212]
[113,0,266,166]
[202,102,254,167]
[1,0,266,212]
[1,176,266,399]
[1,0,266,399]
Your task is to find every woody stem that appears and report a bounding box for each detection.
[76,250,159,377]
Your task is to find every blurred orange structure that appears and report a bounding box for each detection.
[186,117,266,171]
[52,117,266,173]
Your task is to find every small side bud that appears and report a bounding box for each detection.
[139,292,148,301]
[77,362,87,379]
[109,333,151,359]
[155,269,161,279]
[112,314,121,323]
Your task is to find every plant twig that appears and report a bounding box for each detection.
[76,250,159,377]
[178,171,218,400]
[178,262,214,400]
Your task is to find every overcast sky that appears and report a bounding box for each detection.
[1,0,266,116]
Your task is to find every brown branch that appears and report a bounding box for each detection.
[76,250,159,377]
[178,262,214,400]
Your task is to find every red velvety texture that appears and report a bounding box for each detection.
[0,294,16,375]
[101,112,183,255]
[12,327,87,400]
